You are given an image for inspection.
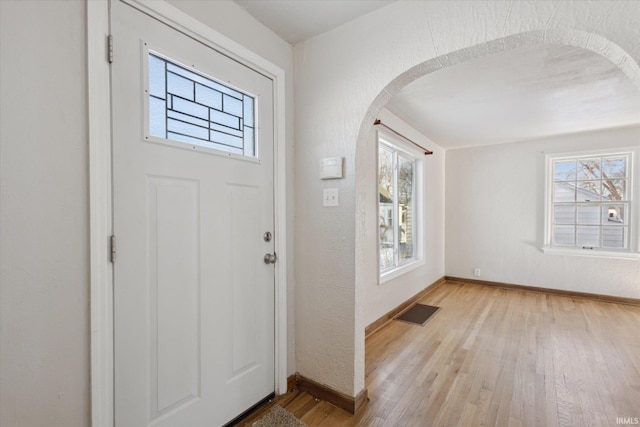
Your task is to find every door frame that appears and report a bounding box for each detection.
[87,1,288,426]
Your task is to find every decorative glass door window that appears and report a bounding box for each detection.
[147,52,256,157]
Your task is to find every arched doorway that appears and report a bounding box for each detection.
[354,28,640,391]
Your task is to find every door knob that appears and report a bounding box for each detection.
[264,253,277,264]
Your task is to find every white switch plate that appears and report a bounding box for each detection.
[323,188,339,207]
[319,157,343,179]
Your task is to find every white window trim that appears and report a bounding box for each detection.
[378,130,424,283]
[542,148,639,260]
[541,246,639,260]
[380,258,426,284]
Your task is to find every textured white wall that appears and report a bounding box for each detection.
[363,110,445,327]
[0,2,89,426]
[294,0,640,397]
[169,0,297,378]
[446,125,640,297]
[0,1,294,425]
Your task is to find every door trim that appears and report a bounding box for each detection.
[87,1,288,426]
[87,2,114,426]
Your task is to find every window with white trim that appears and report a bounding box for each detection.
[378,133,422,275]
[545,151,634,256]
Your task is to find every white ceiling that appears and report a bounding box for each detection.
[234,2,640,149]
[386,43,640,149]
[234,0,396,44]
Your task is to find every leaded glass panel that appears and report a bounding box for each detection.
[148,52,256,157]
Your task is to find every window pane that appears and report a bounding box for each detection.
[576,181,601,202]
[149,97,166,138]
[379,146,393,201]
[211,121,242,137]
[223,94,243,117]
[148,55,166,99]
[210,110,241,130]
[244,96,254,127]
[603,204,626,225]
[379,204,394,271]
[577,159,601,180]
[173,97,208,120]
[552,225,575,246]
[576,205,600,225]
[379,146,394,271]
[576,226,600,247]
[602,226,627,248]
[602,180,626,201]
[553,205,574,225]
[209,129,243,148]
[602,157,626,178]
[195,84,222,110]
[168,110,208,128]
[167,72,194,100]
[398,156,414,263]
[554,160,576,181]
[553,182,575,202]
[167,118,208,140]
[243,126,255,157]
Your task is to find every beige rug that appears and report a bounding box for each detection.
[252,405,308,427]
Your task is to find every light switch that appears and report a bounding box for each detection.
[323,188,339,207]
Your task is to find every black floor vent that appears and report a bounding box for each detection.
[395,303,440,326]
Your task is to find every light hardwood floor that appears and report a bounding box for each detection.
[241,281,640,426]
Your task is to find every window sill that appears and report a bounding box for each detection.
[542,246,640,260]
[379,258,424,284]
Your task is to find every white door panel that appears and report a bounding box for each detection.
[111,1,275,425]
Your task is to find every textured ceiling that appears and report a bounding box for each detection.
[234,1,640,149]
[234,0,396,44]
[385,44,640,149]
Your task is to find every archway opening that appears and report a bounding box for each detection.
[354,28,640,393]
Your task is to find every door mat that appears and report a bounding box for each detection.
[252,405,308,427]
[395,303,440,326]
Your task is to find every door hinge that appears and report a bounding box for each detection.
[107,34,114,64]
[110,235,116,263]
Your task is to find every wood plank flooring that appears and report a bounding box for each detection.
[240,281,640,426]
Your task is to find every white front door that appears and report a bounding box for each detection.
[111,2,275,425]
